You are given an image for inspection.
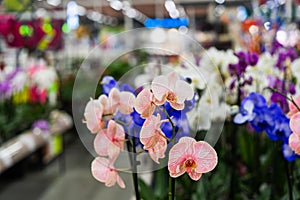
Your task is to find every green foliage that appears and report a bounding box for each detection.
[138,178,157,200]
[0,102,52,143]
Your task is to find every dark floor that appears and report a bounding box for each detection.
[0,132,133,200]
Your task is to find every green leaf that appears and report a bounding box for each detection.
[138,178,157,200]
[154,168,168,199]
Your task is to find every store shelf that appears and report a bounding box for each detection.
[0,110,73,174]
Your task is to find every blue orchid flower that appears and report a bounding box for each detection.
[234,99,255,124]
[101,76,117,95]
[131,109,145,126]
[282,144,299,162]
[265,104,292,141]
[119,83,135,93]
[250,107,274,133]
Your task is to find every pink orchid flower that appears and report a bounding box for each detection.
[168,137,218,181]
[287,96,300,117]
[134,88,156,118]
[94,120,125,159]
[98,94,116,115]
[289,133,300,155]
[151,71,194,110]
[290,112,300,134]
[84,98,104,134]
[91,157,125,188]
[109,88,135,114]
[140,114,168,163]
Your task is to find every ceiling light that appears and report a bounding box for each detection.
[169,9,179,18]
[110,0,123,11]
[165,0,176,12]
[215,0,225,4]
[47,0,61,6]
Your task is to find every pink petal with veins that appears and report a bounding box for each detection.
[119,91,135,114]
[168,142,187,177]
[94,130,110,156]
[99,94,115,115]
[289,133,300,155]
[151,76,169,102]
[188,171,202,181]
[290,112,300,134]
[134,89,155,118]
[109,88,120,111]
[169,102,184,110]
[148,135,167,164]
[91,157,109,182]
[116,174,126,188]
[107,120,125,150]
[91,157,125,188]
[140,114,161,141]
[84,99,103,134]
[193,141,218,173]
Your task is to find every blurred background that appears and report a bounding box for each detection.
[1,0,300,199]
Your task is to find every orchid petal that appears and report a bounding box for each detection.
[167,71,179,90]
[119,91,135,114]
[107,120,125,144]
[174,80,194,103]
[94,131,110,156]
[105,171,117,187]
[234,113,249,124]
[109,88,120,111]
[151,75,169,101]
[91,157,109,182]
[290,112,300,134]
[289,133,300,155]
[244,100,254,113]
[99,94,115,114]
[178,137,196,155]
[148,136,167,163]
[188,171,202,181]
[135,89,155,118]
[194,141,218,173]
[116,174,126,189]
[140,115,160,140]
[84,99,103,134]
[168,142,187,178]
[169,102,184,110]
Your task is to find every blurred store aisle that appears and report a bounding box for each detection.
[0,133,133,200]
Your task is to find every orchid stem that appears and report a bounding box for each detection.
[229,80,241,199]
[126,131,140,200]
[160,105,176,200]
[265,87,300,112]
[285,160,293,200]
[168,176,175,200]
[131,143,140,200]
[116,168,132,172]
